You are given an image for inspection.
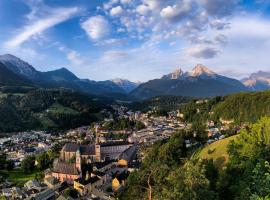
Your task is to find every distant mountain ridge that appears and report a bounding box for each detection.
[242,71,270,91]
[131,64,249,99]
[0,54,269,100]
[43,67,79,82]
[112,78,141,93]
[0,54,128,98]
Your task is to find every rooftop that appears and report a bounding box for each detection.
[75,176,100,185]
[53,162,79,175]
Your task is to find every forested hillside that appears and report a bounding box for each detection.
[0,86,112,132]
[213,91,270,123]
[179,90,270,126]
[121,118,270,200]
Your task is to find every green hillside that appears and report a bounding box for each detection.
[0,87,112,132]
[197,135,238,169]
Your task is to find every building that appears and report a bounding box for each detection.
[60,143,96,163]
[59,141,132,163]
[112,171,129,192]
[52,149,82,184]
[73,171,105,196]
[44,177,61,190]
[52,141,132,184]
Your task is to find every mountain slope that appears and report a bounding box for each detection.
[0,62,32,85]
[242,71,270,91]
[0,54,42,81]
[0,88,112,132]
[131,64,248,99]
[43,67,79,82]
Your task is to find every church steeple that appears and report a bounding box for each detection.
[75,148,82,172]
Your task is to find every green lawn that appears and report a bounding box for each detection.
[197,135,238,169]
[0,169,40,187]
[48,103,79,115]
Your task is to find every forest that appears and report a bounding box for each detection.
[0,87,112,132]
[121,117,270,200]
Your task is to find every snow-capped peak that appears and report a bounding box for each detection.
[189,64,216,77]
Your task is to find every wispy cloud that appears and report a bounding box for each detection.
[5,6,81,48]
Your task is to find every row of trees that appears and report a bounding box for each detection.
[21,149,57,173]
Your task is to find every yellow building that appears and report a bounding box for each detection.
[112,171,128,191]
[118,159,128,166]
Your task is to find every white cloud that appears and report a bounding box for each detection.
[160,2,192,20]
[143,0,163,10]
[58,45,84,65]
[81,15,110,40]
[136,4,150,15]
[110,6,124,16]
[103,0,119,10]
[160,5,180,19]
[120,0,131,4]
[5,7,81,48]
[186,46,219,59]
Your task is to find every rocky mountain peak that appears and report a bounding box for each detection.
[162,68,184,79]
[189,64,216,77]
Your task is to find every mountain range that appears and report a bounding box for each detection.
[0,54,269,100]
[131,64,251,99]
[0,54,139,98]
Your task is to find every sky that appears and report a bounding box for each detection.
[0,0,270,82]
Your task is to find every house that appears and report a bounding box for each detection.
[44,176,61,190]
[27,188,55,200]
[112,171,129,192]
[2,188,12,198]
[24,180,44,192]
[74,172,103,196]
[2,187,24,199]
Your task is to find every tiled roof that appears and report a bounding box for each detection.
[33,189,55,200]
[99,141,130,147]
[62,143,78,152]
[62,143,95,155]
[80,144,95,155]
[53,162,79,175]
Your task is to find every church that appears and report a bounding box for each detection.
[52,140,132,184]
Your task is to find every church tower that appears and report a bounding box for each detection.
[76,148,82,172]
[95,144,101,162]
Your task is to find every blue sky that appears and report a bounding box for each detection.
[0,0,270,81]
